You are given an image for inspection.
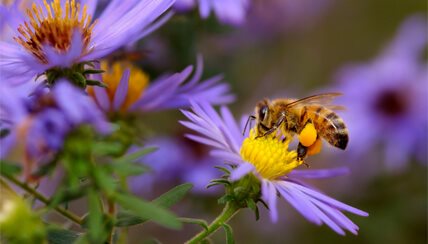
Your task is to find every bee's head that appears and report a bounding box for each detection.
[255,99,271,132]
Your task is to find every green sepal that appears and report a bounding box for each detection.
[246,199,260,221]
[214,166,231,175]
[71,72,87,87]
[210,179,231,186]
[82,69,105,75]
[218,194,235,204]
[86,79,107,88]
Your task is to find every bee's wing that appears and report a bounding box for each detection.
[325,105,346,111]
[286,93,345,111]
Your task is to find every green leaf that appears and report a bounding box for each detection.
[93,168,117,196]
[115,183,192,227]
[115,211,144,227]
[32,159,58,178]
[115,147,157,164]
[93,141,124,156]
[48,185,88,208]
[114,193,181,229]
[152,183,193,208]
[109,161,150,177]
[222,224,235,244]
[0,160,21,177]
[178,218,208,230]
[47,227,81,244]
[87,190,108,243]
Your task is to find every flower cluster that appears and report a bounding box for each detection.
[0,0,377,243]
[0,81,110,179]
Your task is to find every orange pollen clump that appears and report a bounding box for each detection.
[14,0,96,64]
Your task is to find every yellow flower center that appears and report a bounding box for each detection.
[14,0,96,64]
[88,61,149,112]
[240,130,302,180]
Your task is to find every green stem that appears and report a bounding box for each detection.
[186,202,240,244]
[2,175,83,225]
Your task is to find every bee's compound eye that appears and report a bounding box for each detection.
[259,105,269,121]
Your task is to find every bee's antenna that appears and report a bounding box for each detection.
[243,115,256,136]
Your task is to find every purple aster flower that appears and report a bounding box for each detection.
[334,15,427,170]
[87,55,235,113]
[0,0,174,85]
[0,80,110,179]
[174,0,249,26]
[180,102,368,235]
[129,136,221,196]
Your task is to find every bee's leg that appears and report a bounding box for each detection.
[243,115,256,135]
[256,115,285,139]
[297,142,308,161]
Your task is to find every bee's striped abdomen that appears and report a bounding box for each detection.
[301,105,349,150]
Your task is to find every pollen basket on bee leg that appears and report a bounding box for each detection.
[299,122,317,147]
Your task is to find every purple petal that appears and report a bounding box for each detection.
[262,180,278,222]
[290,182,368,216]
[113,69,130,111]
[289,167,350,179]
[275,181,323,225]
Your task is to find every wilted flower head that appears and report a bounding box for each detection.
[174,0,249,26]
[180,102,368,235]
[334,15,427,169]
[88,56,235,114]
[0,0,174,85]
[0,81,110,179]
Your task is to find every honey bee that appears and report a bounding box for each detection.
[245,93,349,160]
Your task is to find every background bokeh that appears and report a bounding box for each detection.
[125,0,427,243]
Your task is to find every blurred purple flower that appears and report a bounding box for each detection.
[88,55,235,113]
[180,102,368,235]
[246,0,332,36]
[334,15,427,170]
[0,0,174,85]
[129,136,221,196]
[0,81,110,179]
[174,0,249,26]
